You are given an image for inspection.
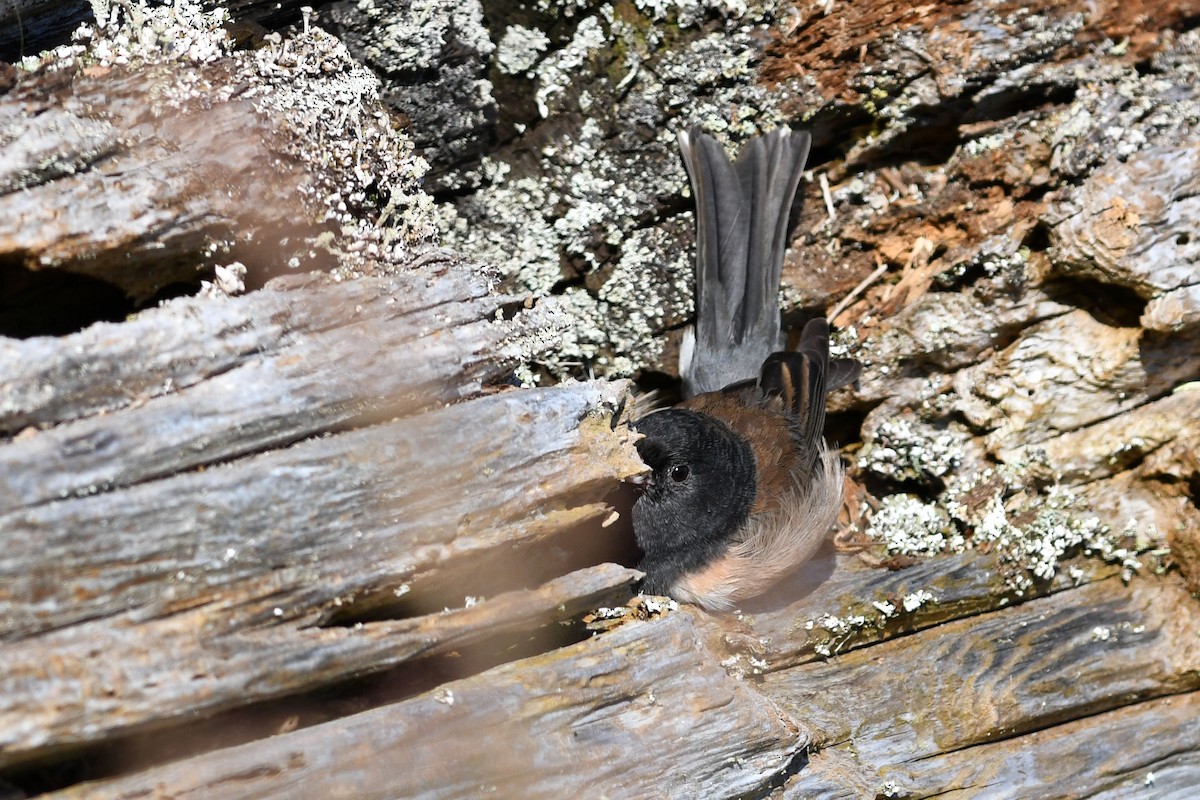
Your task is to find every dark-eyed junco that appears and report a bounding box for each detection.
[630,126,860,611]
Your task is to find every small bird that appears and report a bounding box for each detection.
[630,126,860,611]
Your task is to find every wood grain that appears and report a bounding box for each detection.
[769,576,1200,793]
[882,691,1200,799]
[44,611,805,800]
[0,268,551,511]
[0,561,640,771]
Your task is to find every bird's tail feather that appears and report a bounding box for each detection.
[758,318,862,471]
[677,126,811,396]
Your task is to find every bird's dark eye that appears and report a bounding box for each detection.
[670,464,690,483]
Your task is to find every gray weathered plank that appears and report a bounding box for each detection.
[45,611,803,800]
[1,561,640,770]
[881,691,1200,799]
[713,547,1116,674]
[0,263,554,511]
[0,379,633,640]
[0,258,502,432]
[769,576,1200,793]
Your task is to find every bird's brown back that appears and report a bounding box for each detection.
[678,392,800,517]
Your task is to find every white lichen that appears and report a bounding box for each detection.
[535,15,606,118]
[864,494,958,557]
[496,25,550,75]
[640,595,679,615]
[440,15,804,384]
[29,0,439,282]
[859,417,966,483]
[901,589,936,613]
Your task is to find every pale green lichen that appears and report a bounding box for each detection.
[441,8,805,383]
[247,28,439,267]
[858,417,966,483]
[802,587,939,657]
[864,494,959,556]
[17,0,230,76]
[633,0,756,26]
[864,442,1152,594]
[1048,28,1200,176]
[339,0,494,73]
[20,0,437,280]
[496,24,550,75]
[535,16,607,118]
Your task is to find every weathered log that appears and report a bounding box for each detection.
[0,69,310,302]
[4,0,1200,796]
[45,610,805,800]
[774,577,1200,797]
[0,248,642,769]
[0,12,437,340]
[877,691,1200,798]
[0,265,549,509]
[33,558,1200,799]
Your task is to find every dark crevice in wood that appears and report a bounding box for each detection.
[548,271,587,296]
[1186,473,1200,512]
[1178,12,1200,35]
[0,1,92,64]
[965,82,1078,130]
[632,370,685,407]
[1023,218,1052,253]
[633,192,693,230]
[824,405,869,452]
[930,259,993,293]
[846,79,1075,181]
[805,106,877,166]
[0,260,139,339]
[745,748,810,800]
[650,314,692,337]
[1041,277,1148,329]
[493,296,529,321]
[475,0,576,145]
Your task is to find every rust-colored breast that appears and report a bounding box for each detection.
[679,392,799,516]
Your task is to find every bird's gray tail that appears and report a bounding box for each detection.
[677,126,812,397]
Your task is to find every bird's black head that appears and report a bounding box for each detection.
[630,409,757,595]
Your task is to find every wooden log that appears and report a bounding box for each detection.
[770,575,1200,795]
[1,561,640,771]
[999,389,1200,483]
[0,12,438,341]
[0,264,550,509]
[0,73,311,302]
[4,0,1200,795]
[43,611,805,800]
[35,567,1200,799]
[1047,141,1200,300]
[0,368,640,768]
[710,548,1119,674]
[878,691,1200,798]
